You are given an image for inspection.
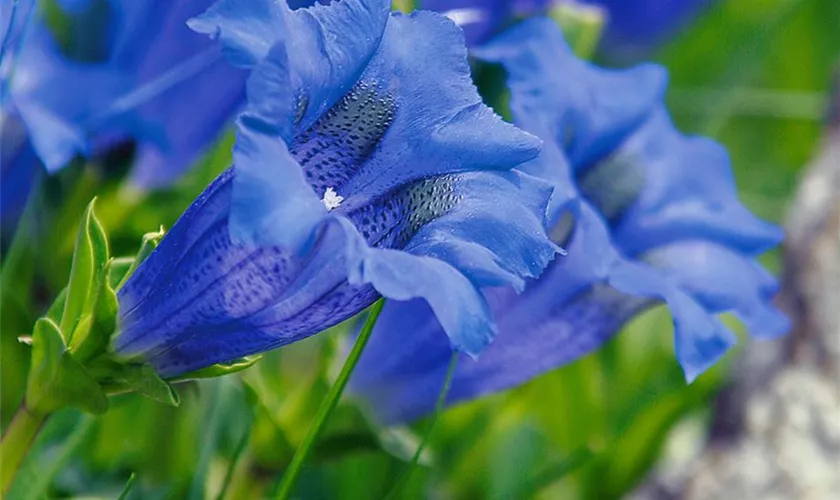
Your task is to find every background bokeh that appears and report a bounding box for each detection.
[1,0,838,498]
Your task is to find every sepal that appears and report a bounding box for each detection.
[169,356,264,382]
[87,360,181,407]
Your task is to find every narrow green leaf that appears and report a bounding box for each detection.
[376,427,434,466]
[7,414,96,500]
[214,421,251,500]
[500,445,598,500]
[117,473,137,500]
[0,186,42,427]
[44,289,67,329]
[187,378,242,500]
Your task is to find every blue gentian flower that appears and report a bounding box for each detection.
[112,0,559,378]
[348,18,789,424]
[0,0,247,228]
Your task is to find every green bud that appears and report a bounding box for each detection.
[61,199,109,346]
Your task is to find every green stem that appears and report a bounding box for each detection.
[0,406,47,495]
[275,299,386,500]
[384,352,459,500]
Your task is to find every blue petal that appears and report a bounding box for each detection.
[610,110,784,255]
[1,0,33,68]
[8,26,126,171]
[323,11,541,210]
[117,204,381,376]
[335,216,496,355]
[189,0,390,130]
[607,259,737,382]
[230,8,541,250]
[473,17,667,169]
[350,203,741,423]
[333,170,558,355]
[349,204,641,424]
[402,170,559,291]
[228,126,325,251]
[100,0,248,187]
[117,168,237,320]
[0,119,40,232]
[642,241,790,338]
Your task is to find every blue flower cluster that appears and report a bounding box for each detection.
[349,18,788,423]
[2,0,785,421]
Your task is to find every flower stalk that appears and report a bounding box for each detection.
[0,406,47,495]
[275,299,386,500]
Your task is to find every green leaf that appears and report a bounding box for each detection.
[117,473,137,500]
[45,288,67,324]
[71,262,120,363]
[500,444,597,499]
[61,199,109,346]
[6,414,96,500]
[25,318,108,415]
[1,181,45,424]
[169,355,263,382]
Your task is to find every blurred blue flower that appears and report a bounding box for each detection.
[49,0,247,189]
[592,0,715,60]
[0,0,103,228]
[349,18,788,424]
[113,0,558,378]
[416,0,712,56]
[0,0,247,228]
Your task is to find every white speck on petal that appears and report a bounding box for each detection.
[442,8,486,27]
[322,187,344,211]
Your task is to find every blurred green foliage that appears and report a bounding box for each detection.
[1,0,837,498]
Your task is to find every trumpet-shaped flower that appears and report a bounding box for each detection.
[348,18,788,424]
[112,0,559,378]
